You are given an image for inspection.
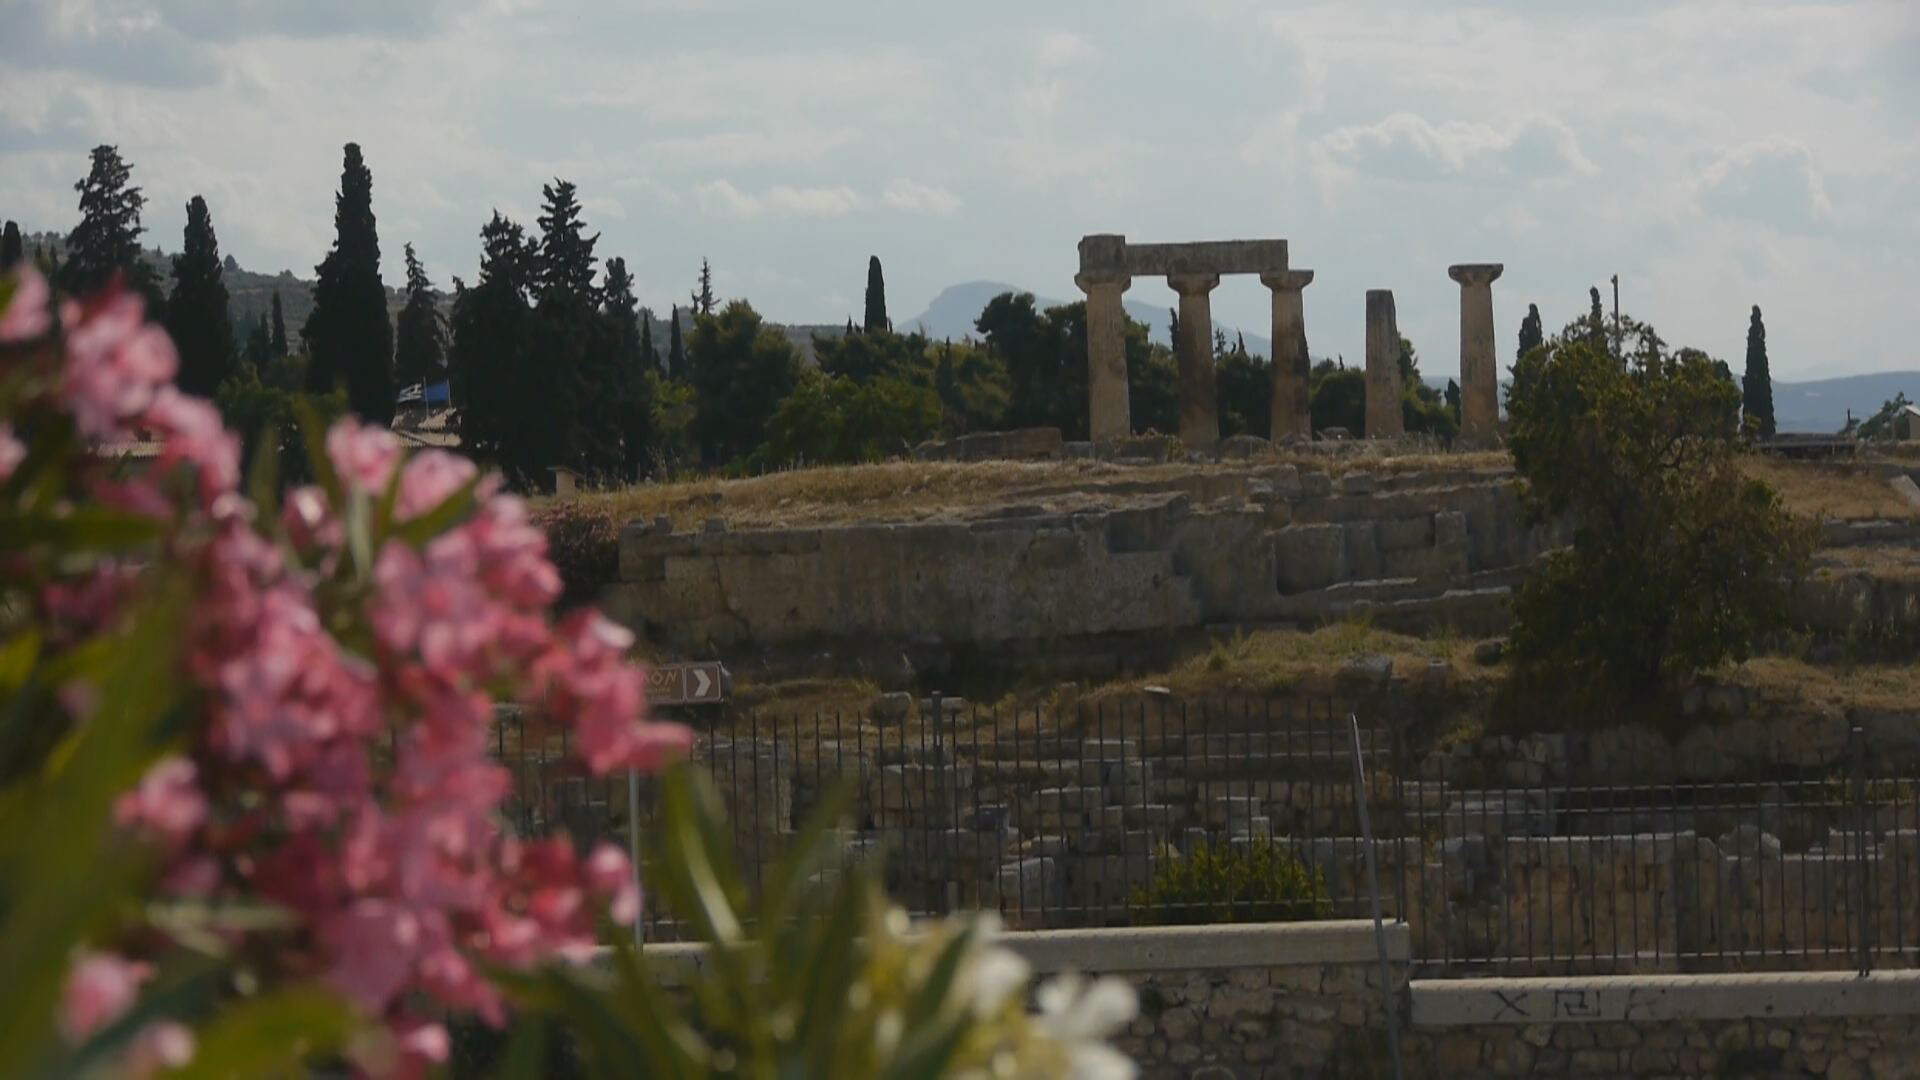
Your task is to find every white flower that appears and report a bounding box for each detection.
[1034,973,1138,1080]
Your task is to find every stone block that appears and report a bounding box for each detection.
[1376,514,1434,551]
[1274,523,1347,593]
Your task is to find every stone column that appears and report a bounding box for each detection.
[1364,289,1404,438]
[1168,272,1222,450]
[1447,263,1504,449]
[1075,271,1133,442]
[1261,270,1315,443]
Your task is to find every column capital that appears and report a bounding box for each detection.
[1074,271,1133,294]
[1259,269,1315,292]
[1447,263,1504,286]
[1166,272,1221,296]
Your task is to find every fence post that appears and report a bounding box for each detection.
[1349,712,1405,1080]
[1852,725,1872,976]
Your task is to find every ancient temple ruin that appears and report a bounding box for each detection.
[1076,233,1505,449]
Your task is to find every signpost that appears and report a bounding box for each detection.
[645,661,731,707]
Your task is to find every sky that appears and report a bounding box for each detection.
[1,0,1916,381]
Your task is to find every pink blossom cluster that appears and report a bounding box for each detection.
[4,269,692,1077]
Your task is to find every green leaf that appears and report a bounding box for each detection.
[389,472,482,549]
[492,1015,552,1080]
[0,629,42,697]
[244,422,281,518]
[0,508,164,552]
[163,987,357,1080]
[292,396,342,505]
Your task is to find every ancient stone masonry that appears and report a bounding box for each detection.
[1449,264,1504,449]
[603,467,1570,666]
[1263,270,1315,444]
[1365,290,1404,439]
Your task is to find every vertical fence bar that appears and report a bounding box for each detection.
[1348,712,1404,1080]
[1854,725,1873,976]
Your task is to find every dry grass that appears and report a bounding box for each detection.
[1813,545,1920,581]
[544,450,1511,532]
[1728,656,1920,714]
[1741,457,1919,522]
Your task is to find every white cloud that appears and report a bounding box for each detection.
[882,178,959,215]
[693,179,860,219]
[1312,112,1597,185]
[1035,31,1094,69]
[1692,137,1834,232]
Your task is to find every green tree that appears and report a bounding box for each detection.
[863,254,889,333]
[163,195,236,398]
[1743,305,1775,437]
[452,212,541,486]
[602,256,656,480]
[1216,333,1270,438]
[1505,314,1814,697]
[1855,393,1914,441]
[535,180,599,305]
[1517,302,1543,363]
[760,369,942,467]
[303,143,394,422]
[667,305,685,378]
[690,258,715,316]
[62,145,158,301]
[1397,336,1457,440]
[1444,378,1462,422]
[243,313,273,374]
[269,290,288,357]
[393,243,447,391]
[1309,359,1364,434]
[0,221,21,269]
[688,300,802,465]
[638,306,659,377]
[973,291,1088,438]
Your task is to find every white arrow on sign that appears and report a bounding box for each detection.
[691,667,713,699]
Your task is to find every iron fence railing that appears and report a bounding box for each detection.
[493,702,1919,975]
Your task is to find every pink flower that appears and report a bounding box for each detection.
[60,285,176,439]
[0,266,52,343]
[396,450,478,521]
[320,899,423,1013]
[61,952,154,1041]
[115,757,207,846]
[541,612,694,775]
[584,843,642,925]
[326,419,402,496]
[144,387,240,507]
[0,424,25,483]
[124,1021,195,1077]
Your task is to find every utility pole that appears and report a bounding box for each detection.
[1610,274,1621,362]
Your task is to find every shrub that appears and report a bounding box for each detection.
[1131,840,1331,925]
[533,498,623,610]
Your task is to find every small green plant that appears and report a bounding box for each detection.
[1130,840,1331,926]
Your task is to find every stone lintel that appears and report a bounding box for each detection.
[1447,263,1505,286]
[1411,970,1920,1026]
[1260,269,1316,291]
[1166,271,1222,295]
[1128,240,1287,277]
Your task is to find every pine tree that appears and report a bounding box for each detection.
[1587,287,1606,350]
[601,256,654,479]
[535,180,599,305]
[270,290,288,356]
[1518,303,1543,362]
[452,212,540,485]
[690,259,715,316]
[394,243,447,391]
[1,220,21,269]
[667,305,686,378]
[244,313,273,375]
[63,145,157,299]
[863,255,889,333]
[304,143,394,422]
[164,196,237,398]
[638,307,658,376]
[1743,305,1776,437]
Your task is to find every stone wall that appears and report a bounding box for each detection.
[603,465,1566,668]
[1409,970,1920,1078]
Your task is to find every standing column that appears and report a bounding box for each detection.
[1364,289,1404,438]
[1168,272,1222,450]
[1447,263,1505,449]
[1076,271,1133,442]
[1261,269,1315,442]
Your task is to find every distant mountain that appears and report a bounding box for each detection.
[906,280,1274,356]
[1769,371,1920,434]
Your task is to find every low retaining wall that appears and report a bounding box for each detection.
[1410,971,1920,1078]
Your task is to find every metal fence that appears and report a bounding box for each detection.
[492,701,1920,976]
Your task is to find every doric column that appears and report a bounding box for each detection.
[1260,269,1315,442]
[1364,289,1404,438]
[1447,263,1505,449]
[1168,272,1222,450]
[1075,270,1133,442]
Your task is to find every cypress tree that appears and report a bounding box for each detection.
[63,145,157,299]
[304,143,394,422]
[601,256,654,479]
[164,195,237,398]
[394,242,447,390]
[1588,287,1606,349]
[639,307,658,376]
[244,313,273,374]
[270,290,288,356]
[1743,305,1775,437]
[1,220,21,269]
[452,212,539,485]
[1517,303,1543,361]
[863,255,889,333]
[667,305,685,378]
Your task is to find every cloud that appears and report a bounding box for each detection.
[1692,137,1834,232]
[0,2,220,88]
[1035,31,1094,69]
[882,178,959,215]
[1312,112,1597,184]
[693,179,860,219]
